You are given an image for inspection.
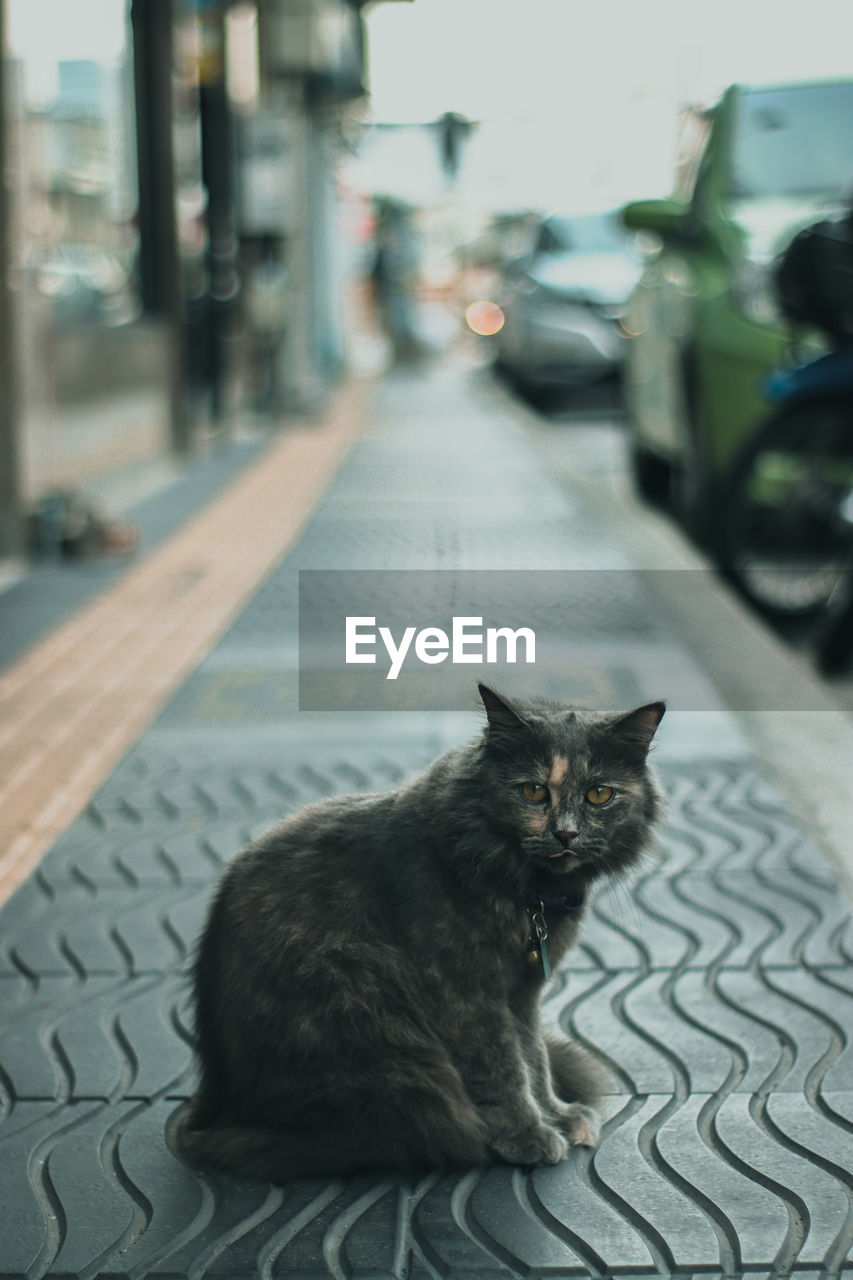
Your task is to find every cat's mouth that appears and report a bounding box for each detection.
[546,847,580,863]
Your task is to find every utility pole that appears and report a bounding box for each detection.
[0,0,23,557]
[197,2,237,424]
[131,0,192,453]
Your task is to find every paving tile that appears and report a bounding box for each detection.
[713,1093,849,1266]
[528,1154,655,1272]
[0,1101,94,1275]
[465,1166,590,1273]
[589,1095,724,1270]
[565,971,678,1096]
[651,1092,770,1274]
[0,882,202,977]
[0,973,193,1103]
[715,968,849,1094]
[36,1101,142,1276]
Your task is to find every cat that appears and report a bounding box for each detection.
[178,683,665,1181]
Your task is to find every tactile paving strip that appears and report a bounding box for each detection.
[1,747,851,1277]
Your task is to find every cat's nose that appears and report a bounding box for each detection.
[555,829,578,849]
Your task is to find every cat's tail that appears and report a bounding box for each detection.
[176,1109,349,1182]
[174,1091,490,1182]
[546,1034,614,1107]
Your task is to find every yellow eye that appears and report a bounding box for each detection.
[521,781,548,804]
[586,785,613,806]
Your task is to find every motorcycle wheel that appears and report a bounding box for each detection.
[718,397,853,619]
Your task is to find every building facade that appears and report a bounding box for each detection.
[0,0,371,559]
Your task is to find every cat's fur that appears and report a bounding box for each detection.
[179,684,664,1181]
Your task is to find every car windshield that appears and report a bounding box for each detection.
[728,82,853,198]
[537,213,625,254]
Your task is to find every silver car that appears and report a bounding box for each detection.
[495,211,641,396]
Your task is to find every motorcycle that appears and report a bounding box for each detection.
[717,210,853,673]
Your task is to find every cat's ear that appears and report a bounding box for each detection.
[478,683,528,735]
[609,701,665,757]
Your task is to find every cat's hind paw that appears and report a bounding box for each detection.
[556,1103,600,1148]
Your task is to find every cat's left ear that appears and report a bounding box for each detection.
[609,701,665,757]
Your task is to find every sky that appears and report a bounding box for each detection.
[362,0,853,210]
[5,0,127,109]
[6,0,127,63]
[5,0,852,214]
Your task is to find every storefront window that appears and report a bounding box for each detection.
[6,0,140,327]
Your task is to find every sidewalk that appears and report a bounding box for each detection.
[0,383,368,906]
[1,358,851,1278]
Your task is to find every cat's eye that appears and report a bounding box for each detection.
[521,781,548,804]
[586,785,613,806]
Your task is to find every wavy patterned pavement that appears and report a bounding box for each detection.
[1,368,852,1276]
[1,743,851,1277]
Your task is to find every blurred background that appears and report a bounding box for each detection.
[0,0,852,594]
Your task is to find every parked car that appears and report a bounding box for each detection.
[494,210,641,397]
[621,78,853,539]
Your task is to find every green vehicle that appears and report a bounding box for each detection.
[621,78,853,541]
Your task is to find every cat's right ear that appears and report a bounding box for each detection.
[478,684,527,735]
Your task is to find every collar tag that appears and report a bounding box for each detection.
[526,902,552,981]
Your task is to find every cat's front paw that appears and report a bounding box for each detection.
[554,1103,600,1148]
[491,1123,568,1167]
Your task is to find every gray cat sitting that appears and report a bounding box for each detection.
[179,684,664,1180]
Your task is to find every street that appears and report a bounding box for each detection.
[2,0,852,1271]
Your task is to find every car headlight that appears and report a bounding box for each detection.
[730,257,781,327]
